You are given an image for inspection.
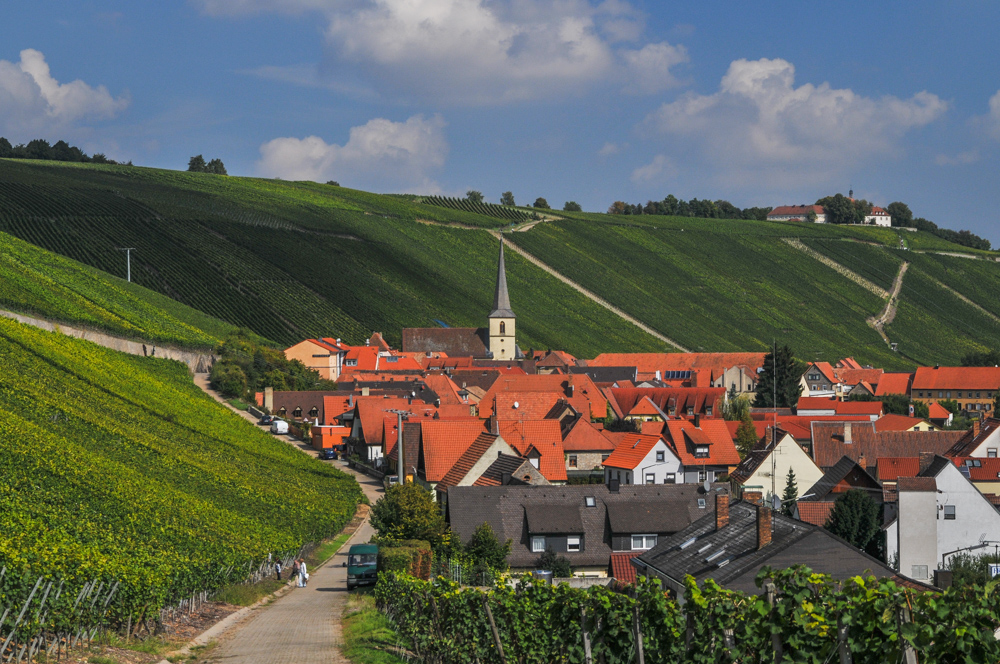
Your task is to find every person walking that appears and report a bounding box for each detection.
[274,560,283,581]
[290,559,300,586]
[298,559,308,587]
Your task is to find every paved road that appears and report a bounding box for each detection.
[207,466,383,664]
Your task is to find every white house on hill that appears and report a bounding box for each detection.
[767,205,827,223]
[865,206,892,227]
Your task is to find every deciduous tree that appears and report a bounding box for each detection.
[466,190,484,204]
[500,191,515,206]
[563,201,582,212]
[465,522,511,572]
[533,197,550,209]
[370,483,447,547]
[735,411,759,458]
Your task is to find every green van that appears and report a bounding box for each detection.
[346,543,378,590]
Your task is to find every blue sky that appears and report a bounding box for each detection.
[3,0,1000,241]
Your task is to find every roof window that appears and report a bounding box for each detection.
[584,496,596,507]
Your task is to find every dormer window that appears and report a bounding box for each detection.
[687,407,694,416]
[309,407,318,417]
[293,407,302,418]
[345,359,358,367]
[694,446,709,458]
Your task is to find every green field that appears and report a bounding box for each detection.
[0,315,362,619]
[0,230,256,348]
[2,158,998,364]
[0,159,665,355]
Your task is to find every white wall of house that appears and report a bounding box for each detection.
[864,213,892,227]
[604,440,683,485]
[738,433,825,503]
[890,463,1000,582]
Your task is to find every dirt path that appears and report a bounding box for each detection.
[867,262,909,346]
[494,231,690,352]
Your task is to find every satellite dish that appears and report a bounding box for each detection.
[513,401,519,409]
[772,495,782,510]
[703,479,710,493]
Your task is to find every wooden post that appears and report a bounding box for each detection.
[897,606,918,664]
[581,607,593,664]
[481,595,506,664]
[764,581,783,663]
[837,614,852,664]
[632,604,645,664]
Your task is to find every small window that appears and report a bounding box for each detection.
[944,505,956,520]
[531,536,546,552]
[632,534,657,550]
[529,458,539,469]
[585,496,596,507]
[309,407,318,416]
[958,392,963,398]
[687,407,694,415]
[656,451,665,462]
[911,565,928,579]
[602,454,610,463]
[989,449,997,458]
[822,384,829,391]
[695,446,709,458]
[697,498,706,508]
[665,473,676,484]
[499,321,506,335]
[345,359,358,367]
[567,536,581,552]
[645,473,655,484]
[569,455,578,468]
[293,407,302,417]
[947,392,952,398]
[698,470,707,482]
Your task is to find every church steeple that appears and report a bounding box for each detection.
[488,235,517,360]
[489,235,516,319]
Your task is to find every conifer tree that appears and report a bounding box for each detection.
[781,468,798,516]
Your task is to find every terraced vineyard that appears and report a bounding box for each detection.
[0,160,667,356]
[0,316,362,629]
[419,195,533,222]
[0,230,255,348]
[799,239,905,292]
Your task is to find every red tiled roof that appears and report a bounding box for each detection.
[870,206,888,215]
[875,414,931,432]
[928,403,952,419]
[797,397,883,416]
[768,205,825,217]
[912,366,1000,391]
[562,419,616,452]
[836,368,884,385]
[497,420,564,457]
[610,552,641,584]
[525,439,568,482]
[608,387,725,420]
[641,420,666,436]
[420,420,491,482]
[322,395,354,425]
[664,419,740,466]
[603,433,666,470]
[629,396,663,417]
[436,432,502,492]
[898,477,936,492]
[874,372,913,396]
[355,397,432,445]
[796,502,835,527]
[536,350,577,367]
[808,362,838,385]
[422,374,466,406]
[875,457,920,482]
[811,422,963,468]
[483,391,585,421]
[480,374,606,419]
[588,353,766,382]
[955,457,1000,482]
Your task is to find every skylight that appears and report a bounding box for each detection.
[705,548,726,563]
[678,537,697,550]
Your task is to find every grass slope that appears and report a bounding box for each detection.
[0,160,666,356]
[0,230,257,348]
[0,316,362,616]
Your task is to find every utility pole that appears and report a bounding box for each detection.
[386,409,411,484]
[115,248,136,282]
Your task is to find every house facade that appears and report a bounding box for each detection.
[730,430,824,504]
[910,366,1000,415]
[767,205,827,223]
[603,434,683,486]
[864,206,892,227]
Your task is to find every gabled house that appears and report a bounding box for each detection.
[886,456,1000,584]
[496,419,568,482]
[794,456,883,526]
[562,418,617,478]
[434,432,542,505]
[634,494,919,599]
[911,367,1000,415]
[799,360,884,400]
[875,414,937,433]
[663,418,741,482]
[416,419,492,495]
[730,429,824,504]
[603,433,682,486]
[587,353,765,394]
[446,484,726,576]
[945,419,998,458]
[767,205,827,223]
[607,387,725,422]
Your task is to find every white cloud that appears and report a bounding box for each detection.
[598,141,623,156]
[987,90,1000,140]
[620,42,688,94]
[257,114,448,191]
[0,49,129,134]
[934,150,979,166]
[204,0,686,105]
[642,57,946,186]
[630,154,677,183]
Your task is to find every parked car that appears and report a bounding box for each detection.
[258,414,274,426]
[318,448,337,461]
[384,475,400,489]
[270,419,289,435]
[346,543,378,590]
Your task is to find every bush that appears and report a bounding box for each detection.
[378,543,432,579]
[370,483,447,547]
[210,362,247,398]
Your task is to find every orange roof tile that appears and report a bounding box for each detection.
[610,552,641,584]
[664,420,740,466]
[874,372,913,396]
[588,353,766,382]
[629,396,664,417]
[641,420,666,436]
[497,420,564,457]
[480,374,606,419]
[355,397,432,445]
[797,397,883,416]
[928,403,952,419]
[525,437,568,482]
[420,420,491,482]
[603,433,666,470]
[436,432,502,491]
[796,502,835,527]
[875,414,930,432]
[562,419,617,452]
[322,395,355,425]
[912,366,1000,391]
[422,374,466,406]
[608,387,724,419]
[875,457,920,482]
[484,391,581,421]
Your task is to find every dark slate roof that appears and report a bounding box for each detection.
[919,455,954,480]
[569,366,638,384]
[474,454,536,486]
[489,237,516,319]
[525,504,584,534]
[447,484,726,569]
[946,420,1000,457]
[803,456,882,502]
[269,391,331,418]
[401,327,491,358]
[607,502,699,533]
[729,430,781,484]
[635,501,909,595]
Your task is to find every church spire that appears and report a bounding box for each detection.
[489,235,515,318]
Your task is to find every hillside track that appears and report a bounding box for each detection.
[868,262,909,346]
[496,230,690,352]
[782,238,890,299]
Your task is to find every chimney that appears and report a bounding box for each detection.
[694,413,701,428]
[844,422,852,444]
[361,386,370,397]
[756,505,772,550]
[568,384,575,397]
[715,493,729,530]
[744,490,763,505]
[973,419,982,437]
[264,386,274,413]
[918,452,935,474]
[348,394,354,408]
[489,414,499,435]
[764,425,773,445]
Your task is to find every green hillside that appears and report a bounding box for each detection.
[0,230,258,348]
[0,159,667,356]
[0,315,362,622]
[1,158,998,365]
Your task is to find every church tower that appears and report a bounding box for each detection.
[488,236,517,360]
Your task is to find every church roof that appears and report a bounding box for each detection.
[489,236,516,319]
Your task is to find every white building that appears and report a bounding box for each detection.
[767,205,827,223]
[865,206,892,227]
[603,433,683,485]
[885,456,1000,583]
